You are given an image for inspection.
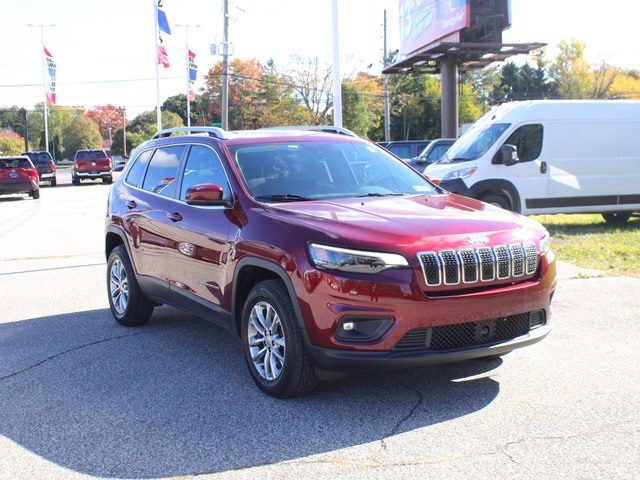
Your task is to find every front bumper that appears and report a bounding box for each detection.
[308,321,551,372]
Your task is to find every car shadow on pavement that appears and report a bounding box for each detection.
[0,306,501,478]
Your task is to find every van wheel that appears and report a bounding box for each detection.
[480,193,510,210]
[241,279,319,398]
[602,212,631,225]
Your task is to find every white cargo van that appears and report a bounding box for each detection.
[426,100,640,224]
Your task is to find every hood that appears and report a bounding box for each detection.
[264,193,545,256]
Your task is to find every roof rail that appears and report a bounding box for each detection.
[153,126,229,140]
[258,125,359,137]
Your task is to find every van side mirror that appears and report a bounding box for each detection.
[493,144,519,166]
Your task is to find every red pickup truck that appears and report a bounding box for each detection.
[72,149,113,185]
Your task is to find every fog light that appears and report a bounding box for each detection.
[335,316,394,343]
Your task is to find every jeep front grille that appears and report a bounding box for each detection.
[418,241,538,287]
[393,310,546,351]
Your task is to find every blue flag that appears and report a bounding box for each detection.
[157,4,171,35]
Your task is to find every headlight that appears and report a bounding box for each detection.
[308,244,409,274]
[540,232,551,255]
[442,167,477,181]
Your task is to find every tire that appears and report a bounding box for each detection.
[480,193,511,210]
[72,175,80,185]
[31,189,40,200]
[602,212,631,226]
[103,176,113,184]
[107,245,154,326]
[50,176,57,187]
[241,279,318,398]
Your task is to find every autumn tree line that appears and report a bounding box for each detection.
[1,39,639,159]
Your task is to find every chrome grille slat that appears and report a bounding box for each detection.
[418,241,539,288]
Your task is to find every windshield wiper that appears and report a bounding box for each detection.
[355,192,405,198]
[256,193,312,202]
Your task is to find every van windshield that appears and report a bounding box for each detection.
[440,123,509,163]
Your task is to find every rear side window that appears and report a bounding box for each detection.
[141,145,186,198]
[125,149,153,187]
[504,124,543,162]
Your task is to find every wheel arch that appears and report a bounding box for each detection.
[232,257,306,336]
[468,179,522,213]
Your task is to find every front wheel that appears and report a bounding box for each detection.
[479,193,511,210]
[241,280,318,398]
[107,245,154,326]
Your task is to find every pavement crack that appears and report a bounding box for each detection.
[0,321,200,382]
[380,380,424,449]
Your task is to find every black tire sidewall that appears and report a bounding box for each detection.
[241,280,306,397]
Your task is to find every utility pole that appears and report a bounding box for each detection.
[331,0,342,127]
[221,0,230,129]
[121,106,127,157]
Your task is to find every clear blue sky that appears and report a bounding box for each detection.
[0,0,637,119]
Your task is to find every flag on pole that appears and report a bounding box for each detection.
[156,1,171,68]
[44,46,56,105]
[188,50,197,101]
[157,2,172,35]
[158,45,170,68]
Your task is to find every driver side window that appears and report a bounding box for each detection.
[180,145,230,201]
[504,124,543,163]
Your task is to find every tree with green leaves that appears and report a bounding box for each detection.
[62,116,103,156]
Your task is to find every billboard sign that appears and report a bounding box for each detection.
[399,0,471,55]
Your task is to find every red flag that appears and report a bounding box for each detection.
[157,45,170,68]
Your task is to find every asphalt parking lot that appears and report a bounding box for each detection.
[1,170,639,480]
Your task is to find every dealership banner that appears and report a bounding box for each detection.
[44,46,56,105]
[188,50,197,101]
[157,0,171,67]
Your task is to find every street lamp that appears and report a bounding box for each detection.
[28,23,56,152]
[175,24,201,128]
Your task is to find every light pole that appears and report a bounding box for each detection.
[175,24,201,128]
[28,23,55,152]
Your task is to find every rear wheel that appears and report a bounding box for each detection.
[31,190,40,200]
[602,212,631,225]
[107,245,154,326]
[103,176,113,184]
[242,279,318,398]
[50,176,57,187]
[72,175,80,185]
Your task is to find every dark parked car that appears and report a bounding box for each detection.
[72,149,113,185]
[105,126,556,398]
[377,140,431,160]
[406,138,456,171]
[0,155,40,199]
[22,150,57,186]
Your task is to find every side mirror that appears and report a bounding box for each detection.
[494,144,519,166]
[185,183,228,206]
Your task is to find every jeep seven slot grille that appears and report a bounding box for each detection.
[394,310,546,351]
[418,241,537,287]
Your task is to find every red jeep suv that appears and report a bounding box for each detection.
[105,126,556,398]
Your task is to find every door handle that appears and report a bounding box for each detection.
[540,161,548,174]
[125,200,137,209]
[167,212,183,222]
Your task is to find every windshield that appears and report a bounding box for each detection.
[230,141,439,201]
[440,122,510,163]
